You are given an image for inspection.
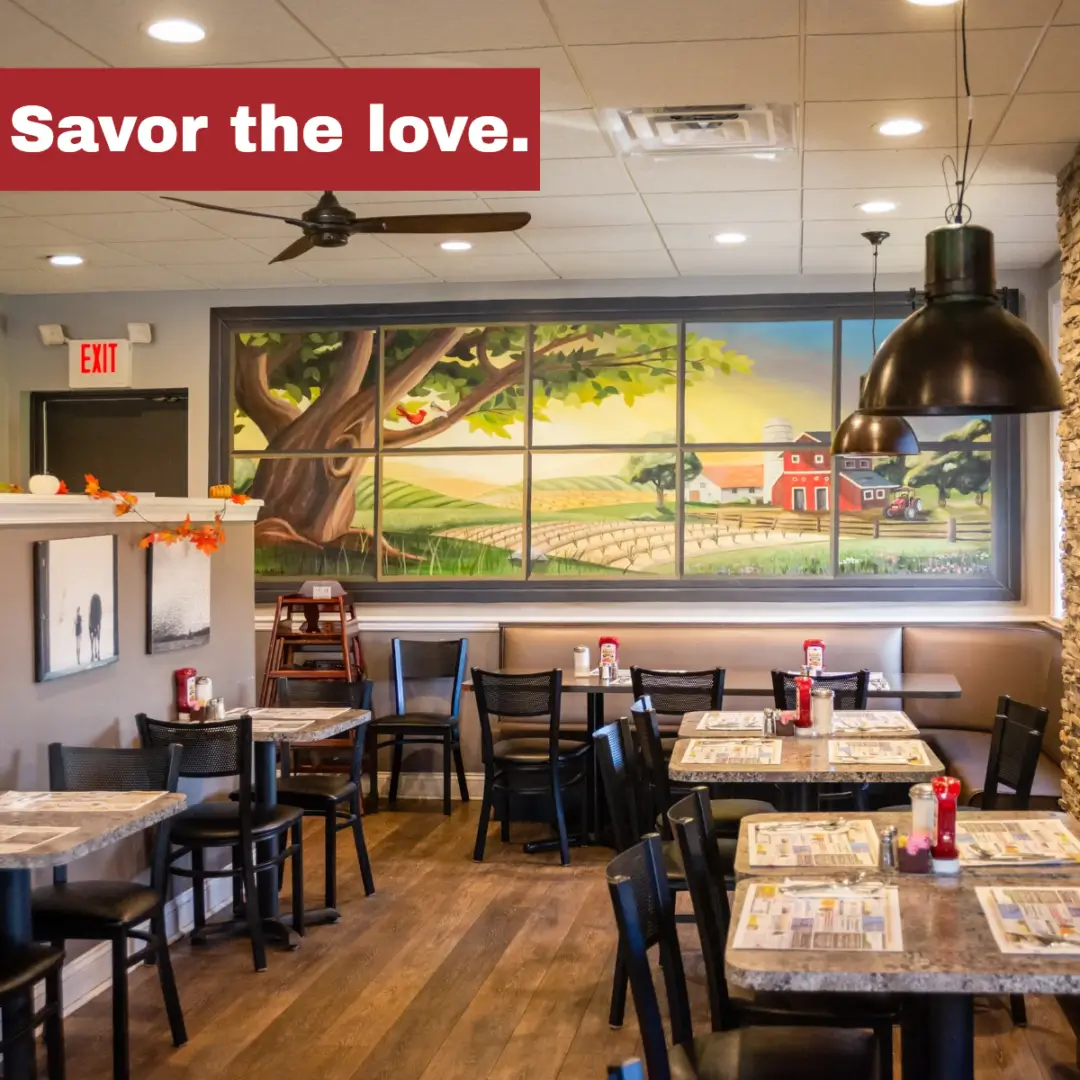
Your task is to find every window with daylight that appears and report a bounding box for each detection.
[214,297,1021,602]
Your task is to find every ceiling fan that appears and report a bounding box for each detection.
[160,190,531,264]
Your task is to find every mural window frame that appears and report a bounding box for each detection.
[209,291,1023,604]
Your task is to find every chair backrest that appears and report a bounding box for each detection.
[629,699,673,838]
[391,638,468,718]
[276,678,372,782]
[593,721,652,852]
[606,835,693,1080]
[983,694,1050,809]
[668,788,737,1032]
[471,669,562,765]
[771,668,870,711]
[630,667,724,716]
[48,741,183,889]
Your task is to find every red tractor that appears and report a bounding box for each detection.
[885,489,926,520]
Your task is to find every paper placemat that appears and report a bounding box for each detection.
[748,818,880,869]
[978,886,1080,954]
[732,881,903,952]
[832,711,917,734]
[225,707,348,721]
[0,824,79,854]
[958,818,1080,865]
[0,791,163,813]
[251,719,317,734]
[681,739,782,766]
[827,740,931,766]
[697,711,765,732]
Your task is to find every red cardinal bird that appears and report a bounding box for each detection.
[395,402,448,426]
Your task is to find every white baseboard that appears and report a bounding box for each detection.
[373,770,484,800]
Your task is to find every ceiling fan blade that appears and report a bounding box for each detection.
[269,234,317,264]
[350,211,531,235]
[161,195,308,227]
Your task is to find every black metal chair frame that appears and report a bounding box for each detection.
[136,713,305,972]
[277,678,376,908]
[976,694,1050,811]
[0,945,65,1080]
[770,668,871,711]
[34,743,187,1080]
[369,638,470,816]
[629,667,725,718]
[472,668,587,866]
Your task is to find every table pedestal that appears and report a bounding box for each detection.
[0,868,36,1080]
[901,994,974,1080]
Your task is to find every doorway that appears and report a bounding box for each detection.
[792,487,806,511]
[30,389,188,497]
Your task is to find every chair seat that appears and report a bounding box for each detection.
[670,1024,877,1080]
[32,881,160,928]
[170,801,303,844]
[732,984,902,1021]
[492,738,591,764]
[276,774,358,809]
[373,712,457,730]
[0,944,64,999]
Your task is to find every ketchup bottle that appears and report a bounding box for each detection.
[794,667,814,729]
[931,775,961,861]
[174,668,196,716]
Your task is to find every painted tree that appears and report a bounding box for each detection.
[903,420,992,507]
[624,449,703,512]
[235,325,750,554]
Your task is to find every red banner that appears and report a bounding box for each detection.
[0,68,540,191]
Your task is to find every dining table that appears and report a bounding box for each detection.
[725,809,1080,1080]
[679,708,920,739]
[0,790,187,1080]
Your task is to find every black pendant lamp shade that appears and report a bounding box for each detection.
[831,409,920,457]
[860,224,1063,416]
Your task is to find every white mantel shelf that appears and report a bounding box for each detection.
[0,495,263,526]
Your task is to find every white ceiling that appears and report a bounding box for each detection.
[0,0,1074,293]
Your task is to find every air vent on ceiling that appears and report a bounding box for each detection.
[602,103,797,156]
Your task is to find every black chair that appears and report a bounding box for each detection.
[629,667,725,720]
[629,699,775,840]
[31,744,187,1080]
[771,669,871,711]
[368,638,469,816]
[669,788,898,1080]
[276,678,376,911]
[136,713,305,972]
[970,695,1050,811]
[606,834,878,1080]
[472,668,588,865]
[0,945,65,1080]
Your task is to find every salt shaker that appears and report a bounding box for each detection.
[573,645,591,677]
[810,687,834,735]
[878,826,899,871]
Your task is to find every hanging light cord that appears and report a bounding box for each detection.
[871,239,880,353]
[942,0,974,224]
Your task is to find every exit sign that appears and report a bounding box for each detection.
[68,338,133,388]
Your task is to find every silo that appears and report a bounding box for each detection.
[762,417,794,504]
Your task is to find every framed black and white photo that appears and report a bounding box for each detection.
[146,541,211,654]
[34,534,119,682]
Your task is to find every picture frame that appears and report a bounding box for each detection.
[34,534,119,682]
[146,540,211,654]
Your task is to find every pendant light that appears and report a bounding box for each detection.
[832,232,920,457]
[859,0,1063,417]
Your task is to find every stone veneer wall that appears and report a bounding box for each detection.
[1059,151,1080,816]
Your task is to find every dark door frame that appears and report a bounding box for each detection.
[29,387,189,476]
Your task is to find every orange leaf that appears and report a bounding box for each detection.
[114,503,133,517]
[119,491,138,506]
[84,474,100,496]
[229,493,250,504]
[138,533,156,549]
[56,480,69,494]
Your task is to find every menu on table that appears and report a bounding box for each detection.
[225,707,348,721]
[868,672,890,691]
[0,791,164,813]
[958,818,1080,865]
[747,818,880,869]
[827,740,931,766]
[978,886,1080,954]
[732,881,903,952]
[831,711,917,735]
[681,739,783,767]
[696,711,764,732]
[0,824,79,854]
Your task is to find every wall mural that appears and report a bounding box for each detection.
[229,320,995,582]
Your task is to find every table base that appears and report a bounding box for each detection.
[192,914,302,951]
[901,994,974,1080]
[523,836,584,855]
[0,869,34,1080]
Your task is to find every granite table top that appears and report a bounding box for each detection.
[678,709,919,739]
[0,792,186,870]
[725,871,1080,995]
[734,811,1080,879]
[223,708,371,744]
[668,736,944,784]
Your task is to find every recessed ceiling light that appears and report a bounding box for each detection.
[146,18,206,43]
[714,233,747,245]
[877,118,925,137]
[753,152,777,161]
[858,200,898,214]
[48,254,84,267]
[440,240,472,252]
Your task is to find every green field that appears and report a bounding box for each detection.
[531,475,644,492]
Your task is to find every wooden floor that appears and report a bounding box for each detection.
[59,802,1080,1080]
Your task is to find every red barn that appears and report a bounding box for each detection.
[769,432,900,513]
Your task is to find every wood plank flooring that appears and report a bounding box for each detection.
[59,802,1080,1080]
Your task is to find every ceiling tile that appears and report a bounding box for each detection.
[804,97,1007,152]
[658,222,801,249]
[0,217,94,247]
[43,211,226,243]
[801,183,1058,220]
[993,93,1080,144]
[545,0,798,45]
[972,143,1076,183]
[110,238,278,264]
[30,266,209,291]
[178,207,318,239]
[0,0,103,65]
[804,216,1058,247]
[643,191,802,225]
[480,194,651,228]
[152,191,318,209]
[17,0,331,65]
[541,250,677,278]
[960,182,1060,217]
[280,0,557,54]
[1025,26,1080,92]
[802,244,924,274]
[626,154,802,194]
[197,57,341,68]
[0,192,165,216]
[343,47,588,111]
[408,252,556,281]
[803,149,964,189]
[522,225,664,253]
[540,111,613,159]
[569,38,799,109]
[0,268,54,293]
[671,247,801,275]
[241,234,397,259]
[377,232,532,257]
[331,191,478,204]
[478,158,633,199]
[178,262,318,288]
[0,242,147,270]
[1057,1,1080,23]
[299,258,435,284]
[994,241,1060,267]
[807,0,1059,33]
